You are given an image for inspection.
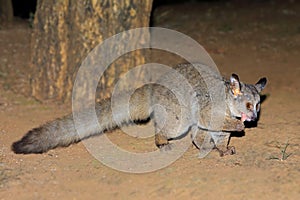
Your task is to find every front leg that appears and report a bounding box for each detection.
[191,128,215,158]
[210,131,236,157]
[192,129,236,157]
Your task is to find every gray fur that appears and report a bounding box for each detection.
[12,63,267,156]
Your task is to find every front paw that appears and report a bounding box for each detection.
[223,119,245,132]
[235,121,245,132]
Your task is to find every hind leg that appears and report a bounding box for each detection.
[193,130,235,157]
[153,109,182,152]
[152,107,179,151]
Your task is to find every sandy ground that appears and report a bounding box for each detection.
[1,1,300,199]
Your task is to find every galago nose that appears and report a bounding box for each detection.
[251,112,258,121]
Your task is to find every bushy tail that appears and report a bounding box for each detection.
[12,86,151,154]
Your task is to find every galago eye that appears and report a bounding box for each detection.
[246,102,253,110]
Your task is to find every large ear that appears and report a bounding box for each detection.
[230,73,242,97]
[255,77,267,92]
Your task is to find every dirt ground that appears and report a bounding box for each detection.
[1,1,300,199]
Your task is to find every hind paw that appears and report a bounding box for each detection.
[158,143,174,152]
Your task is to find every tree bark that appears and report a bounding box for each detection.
[0,0,14,24]
[30,0,153,103]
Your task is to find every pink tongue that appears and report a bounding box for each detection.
[241,113,247,122]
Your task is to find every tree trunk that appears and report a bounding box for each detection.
[0,0,14,24]
[30,0,153,103]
